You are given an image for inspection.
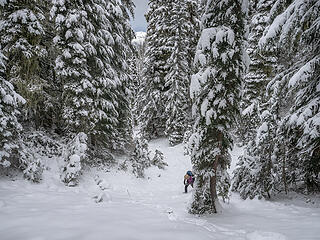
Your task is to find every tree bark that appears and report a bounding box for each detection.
[210,158,219,213]
[283,155,288,194]
[210,130,222,213]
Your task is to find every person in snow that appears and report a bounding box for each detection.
[184,171,195,193]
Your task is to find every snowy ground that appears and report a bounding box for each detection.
[1,138,320,240]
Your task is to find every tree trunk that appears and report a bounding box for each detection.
[283,155,288,194]
[210,158,219,213]
[210,130,222,213]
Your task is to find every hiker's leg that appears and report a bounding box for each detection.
[185,184,188,193]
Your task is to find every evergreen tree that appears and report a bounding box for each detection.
[51,0,97,137]
[0,48,25,168]
[137,0,173,139]
[233,0,320,198]
[61,132,87,186]
[0,0,63,179]
[189,0,248,214]
[130,138,151,178]
[137,0,199,142]
[261,0,320,193]
[151,149,168,169]
[51,0,134,152]
[232,107,281,199]
[236,0,276,145]
[0,0,49,127]
[232,0,282,199]
[103,0,135,152]
[164,0,200,145]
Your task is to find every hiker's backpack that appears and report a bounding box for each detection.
[187,171,193,177]
[187,175,193,184]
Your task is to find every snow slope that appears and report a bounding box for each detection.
[0,138,319,240]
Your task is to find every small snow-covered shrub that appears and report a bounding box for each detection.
[0,159,11,168]
[62,154,81,186]
[118,160,128,171]
[93,176,112,203]
[130,138,151,178]
[61,132,87,186]
[18,131,62,182]
[23,159,43,182]
[151,149,168,169]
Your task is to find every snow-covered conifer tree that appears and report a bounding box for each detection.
[61,132,87,186]
[0,0,48,125]
[189,0,248,214]
[0,48,25,168]
[234,0,320,198]
[102,0,135,152]
[232,0,281,199]
[237,0,276,145]
[136,0,173,139]
[83,0,134,151]
[151,149,168,169]
[51,0,134,153]
[233,107,280,199]
[164,0,200,145]
[259,0,320,192]
[51,0,96,136]
[130,138,151,178]
[138,0,199,142]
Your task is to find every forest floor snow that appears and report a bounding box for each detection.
[0,138,320,240]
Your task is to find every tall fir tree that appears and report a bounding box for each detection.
[189,0,248,214]
[138,0,200,142]
[232,106,281,199]
[51,0,134,184]
[164,0,200,145]
[103,0,135,152]
[236,0,276,145]
[51,0,97,137]
[0,0,50,128]
[0,48,25,168]
[232,0,281,199]
[0,0,64,180]
[261,0,320,193]
[136,0,174,139]
[51,0,134,152]
[233,0,320,198]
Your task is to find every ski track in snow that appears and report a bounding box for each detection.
[0,138,319,240]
